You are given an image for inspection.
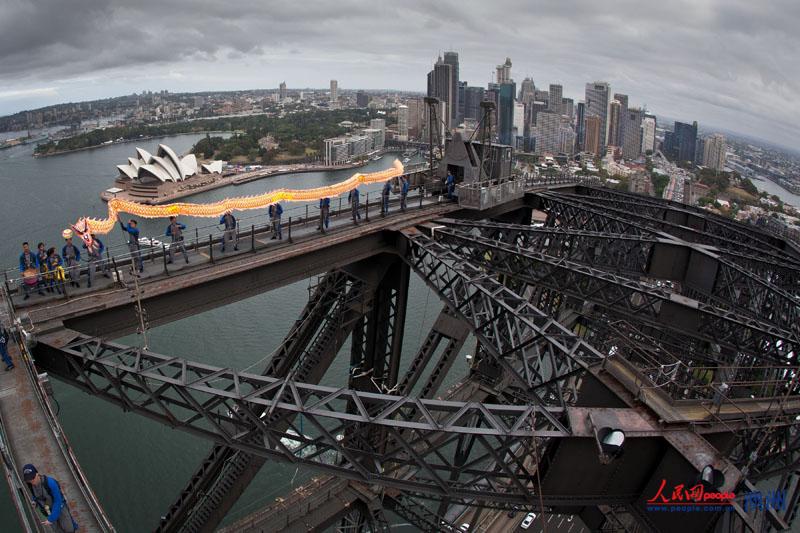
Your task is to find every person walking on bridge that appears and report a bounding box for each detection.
[348,187,361,225]
[166,216,190,264]
[445,171,455,200]
[381,180,392,216]
[61,233,82,288]
[400,176,409,212]
[23,464,78,532]
[268,203,283,240]
[0,326,14,371]
[219,211,238,252]
[83,235,109,288]
[318,197,330,232]
[36,243,50,294]
[120,219,144,273]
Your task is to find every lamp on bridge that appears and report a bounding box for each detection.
[596,427,626,464]
[699,465,725,490]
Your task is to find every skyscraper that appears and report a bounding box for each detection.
[622,108,643,160]
[576,102,586,152]
[496,57,512,84]
[533,112,561,155]
[673,121,698,162]
[457,81,467,125]
[513,102,525,147]
[561,98,574,120]
[641,114,656,154]
[548,84,563,115]
[356,91,370,107]
[464,86,484,120]
[279,82,287,101]
[702,133,727,172]
[585,82,611,151]
[497,81,516,145]
[397,105,409,141]
[607,100,622,147]
[518,77,535,105]
[427,57,454,129]
[406,98,424,139]
[584,115,602,156]
[613,93,628,146]
[330,80,338,104]
[443,51,460,125]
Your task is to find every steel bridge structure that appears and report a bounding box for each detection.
[4,180,800,532]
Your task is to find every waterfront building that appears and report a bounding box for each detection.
[585,82,611,151]
[703,133,727,172]
[406,98,425,139]
[397,105,409,141]
[427,57,454,129]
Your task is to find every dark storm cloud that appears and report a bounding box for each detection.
[1,0,798,145]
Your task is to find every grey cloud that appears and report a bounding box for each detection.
[0,0,798,146]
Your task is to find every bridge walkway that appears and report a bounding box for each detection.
[0,291,114,532]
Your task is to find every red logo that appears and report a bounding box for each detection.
[647,479,735,506]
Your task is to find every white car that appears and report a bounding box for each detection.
[459,523,470,531]
[520,512,537,529]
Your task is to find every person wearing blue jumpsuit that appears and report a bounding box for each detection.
[400,176,409,212]
[0,326,14,371]
[268,203,283,240]
[445,172,455,199]
[83,236,109,287]
[120,219,144,272]
[381,180,392,215]
[23,464,78,532]
[348,187,361,224]
[219,211,238,251]
[318,197,330,232]
[18,242,40,300]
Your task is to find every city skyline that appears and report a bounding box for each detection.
[0,0,797,148]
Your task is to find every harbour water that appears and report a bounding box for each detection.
[0,135,462,531]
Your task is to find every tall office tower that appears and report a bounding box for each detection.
[464,86,485,120]
[584,115,602,155]
[518,77,535,105]
[613,93,628,144]
[356,91,370,107]
[562,98,574,120]
[397,105,409,141]
[622,107,644,160]
[530,101,548,130]
[422,99,447,147]
[585,82,611,151]
[370,118,386,131]
[443,51,460,125]
[457,81,467,125]
[534,89,550,106]
[426,56,454,129]
[279,81,287,101]
[576,102,586,151]
[496,57,512,84]
[641,114,656,154]
[497,81,517,145]
[330,80,338,104]
[559,123,576,155]
[695,138,705,165]
[703,133,727,171]
[607,100,622,147]
[673,121,698,162]
[513,102,525,146]
[548,84,563,115]
[406,98,424,139]
[533,112,561,154]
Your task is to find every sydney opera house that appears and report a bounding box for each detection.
[109,144,224,201]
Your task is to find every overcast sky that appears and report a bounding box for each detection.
[1,0,798,147]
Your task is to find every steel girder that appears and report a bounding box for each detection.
[574,186,791,254]
[430,225,798,369]
[36,335,589,506]
[435,219,800,353]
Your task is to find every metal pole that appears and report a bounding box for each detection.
[251,225,255,252]
[365,193,369,222]
[288,217,293,243]
[305,204,308,226]
[162,244,169,275]
[209,235,214,263]
[420,186,424,209]
[338,197,342,218]
[195,228,199,252]
[111,257,120,284]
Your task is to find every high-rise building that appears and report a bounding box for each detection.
[422,99,447,147]
[576,102,586,152]
[443,52,460,125]
[406,98,424,139]
[397,105,409,141]
[356,91,370,107]
[534,89,550,106]
[607,100,622,147]
[562,98,574,120]
[513,102,525,144]
[330,80,338,104]
[673,121,698,162]
[585,82,611,151]
[457,81,467,125]
[641,114,656,154]
[497,81,516,145]
[702,133,727,172]
[427,57,454,129]
[533,112,561,155]
[584,115,602,156]
[622,107,643,160]
[613,93,628,146]
[548,84,563,115]
[496,57,512,84]
[279,82,287,101]
[518,77,535,105]
[464,86,484,120]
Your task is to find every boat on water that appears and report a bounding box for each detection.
[402,157,410,163]
[371,155,381,161]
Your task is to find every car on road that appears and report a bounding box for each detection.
[521,512,537,529]
[459,523,470,531]
[508,505,520,518]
